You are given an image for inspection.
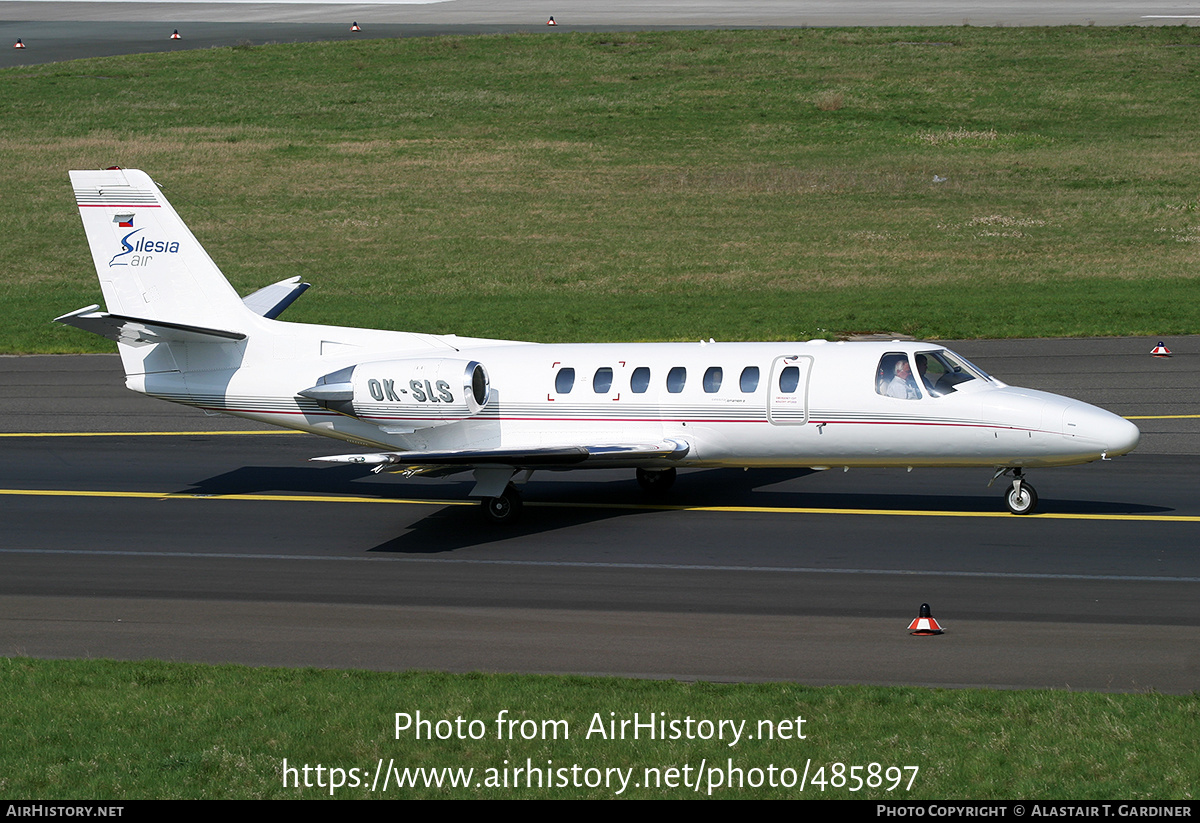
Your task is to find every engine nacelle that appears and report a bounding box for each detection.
[299,358,490,430]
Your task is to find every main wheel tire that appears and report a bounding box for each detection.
[636,467,677,494]
[481,484,523,524]
[1005,481,1038,515]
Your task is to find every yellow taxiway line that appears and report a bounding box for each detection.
[1,487,1197,522]
[1123,414,1200,420]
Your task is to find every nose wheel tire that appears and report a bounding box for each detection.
[1005,481,1038,515]
[481,484,523,524]
[636,467,677,494]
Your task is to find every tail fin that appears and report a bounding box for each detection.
[70,168,254,331]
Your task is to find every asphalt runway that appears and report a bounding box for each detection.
[2,0,1198,693]
[2,342,1197,692]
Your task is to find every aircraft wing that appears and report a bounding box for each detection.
[310,439,690,472]
[54,306,246,345]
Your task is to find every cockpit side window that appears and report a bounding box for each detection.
[876,353,922,400]
[914,352,945,396]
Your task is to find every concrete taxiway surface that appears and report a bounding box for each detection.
[2,342,1197,691]
[2,0,1192,26]
[4,1,1200,68]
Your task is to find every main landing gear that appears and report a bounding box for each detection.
[481,483,523,525]
[992,468,1038,515]
[636,467,677,494]
[479,468,678,524]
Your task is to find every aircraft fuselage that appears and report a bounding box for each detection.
[153,335,1139,472]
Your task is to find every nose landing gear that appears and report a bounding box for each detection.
[991,467,1038,515]
[1005,475,1038,515]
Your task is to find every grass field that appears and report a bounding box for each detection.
[3,27,1200,351]
[3,658,1197,799]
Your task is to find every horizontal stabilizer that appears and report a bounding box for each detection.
[311,440,690,471]
[54,305,246,346]
[241,276,310,319]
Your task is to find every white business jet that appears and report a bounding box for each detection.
[57,169,1139,522]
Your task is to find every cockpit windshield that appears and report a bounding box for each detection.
[915,349,990,395]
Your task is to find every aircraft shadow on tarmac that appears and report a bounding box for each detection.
[170,465,1171,554]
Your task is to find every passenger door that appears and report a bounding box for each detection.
[767,355,812,425]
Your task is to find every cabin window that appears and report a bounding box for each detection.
[630,367,651,393]
[593,367,613,394]
[740,366,760,393]
[666,367,687,394]
[876,353,921,400]
[778,366,800,393]
[555,367,575,394]
[703,367,723,393]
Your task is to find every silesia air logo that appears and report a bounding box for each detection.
[108,214,180,267]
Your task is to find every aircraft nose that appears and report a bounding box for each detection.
[1109,415,1141,456]
[1063,403,1140,457]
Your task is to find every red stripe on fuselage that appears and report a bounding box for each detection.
[201,406,1046,435]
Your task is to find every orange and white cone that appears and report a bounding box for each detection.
[546,16,557,26]
[908,603,944,635]
[1151,341,1172,357]
[170,29,181,40]
[351,22,361,32]
[13,38,25,49]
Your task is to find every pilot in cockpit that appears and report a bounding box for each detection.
[915,354,941,397]
[885,357,921,400]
